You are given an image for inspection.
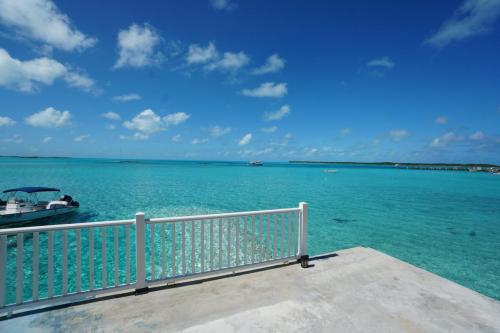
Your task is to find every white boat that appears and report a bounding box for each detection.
[249,161,263,166]
[0,187,79,225]
[324,169,338,173]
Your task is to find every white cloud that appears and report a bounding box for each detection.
[123,109,163,137]
[430,131,464,148]
[238,133,252,146]
[112,93,141,102]
[261,126,277,133]
[435,116,448,124]
[425,0,500,47]
[206,51,250,72]
[264,105,290,121]
[106,124,116,130]
[74,134,90,142]
[0,0,96,52]
[366,56,395,69]
[119,133,149,141]
[164,112,190,126]
[210,125,231,137]
[25,107,71,128]
[42,136,52,143]
[389,129,409,141]
[0,48,97,93]
[252,54,285,75]
[340,128,351,136]
[210,0,236,11]
[186,42,218,64]
[0,116,15,127]
[171,134,182,142]
[191,138,208,145]
[2,134,22,143]
[242,82,287,98]
[114,23,163,69]
[101,112,120,121]
[470,130,485,140]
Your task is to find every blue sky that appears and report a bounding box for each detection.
[0,0,499,163]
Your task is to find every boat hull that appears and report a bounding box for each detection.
[0,207,78,225]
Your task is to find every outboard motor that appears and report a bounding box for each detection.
[60,195,79,207]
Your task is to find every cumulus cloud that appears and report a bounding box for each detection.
[42,136,52,143]
[469,130,485,140]
[430,131,464,148]
[164,112,190,126]
[252,54,285,75]
[119,133,149,141]
[238,133,252,146]
[0,0,96,52]
[205,51,250,72]
[210,0,237,11]
[0,48,97,93]
[112,93,141,102]
[366,56,395,69]
[25,107,71,128]
[2,134,22,143]
[186,42,218,64]
[74,134,90,142]
[122,109,190,139]
[171,134,182,142]
[425,0,500,47]
[264,105,290,121]
[106,124,116,130]
[241,82,287,98]
[101,112,120,121]
[340,128,351,136]
[0,116,15,127]
[191,138,208,145]
[389,129,409,141]
[261,126,278,133]
[114,23,163,69]
[435,116,448,124]
[210,125,231,137]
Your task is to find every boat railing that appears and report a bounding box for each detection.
[0,203,308,314]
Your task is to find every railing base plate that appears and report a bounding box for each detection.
[134,287,149,295]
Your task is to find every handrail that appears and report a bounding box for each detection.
[147,207,301,224]
[0,219,135,235]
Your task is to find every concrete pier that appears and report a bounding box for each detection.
[1,247,499,332]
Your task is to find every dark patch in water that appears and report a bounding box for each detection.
[333,217,356,224]
[447,227,458,235]
[469,231,476,237]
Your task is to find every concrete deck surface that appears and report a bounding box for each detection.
[1,246,499,332]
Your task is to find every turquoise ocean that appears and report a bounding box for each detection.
[1,157,499,302]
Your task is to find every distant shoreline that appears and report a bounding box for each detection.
[288,161,499,167]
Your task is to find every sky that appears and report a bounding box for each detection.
[0,0,499,163]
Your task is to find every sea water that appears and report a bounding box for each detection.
[1,157,499,302]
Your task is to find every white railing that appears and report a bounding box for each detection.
[0,202,308,313]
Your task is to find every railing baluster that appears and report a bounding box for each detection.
[114,226,118,287]
[182,222,186,275]
[191,221,195,274]
[102,227,107,289]
[235,218,240,266]
[76,229,81,292]
[62,230,68,295]
[273,214,278,259]
[251,215,255,264]
[280,214,285,258]
[32,232,39,301]
[48,231,53,298]
[0,235,6,307]
[16,233,23,304]
[210,219,214,271]
[287,212,291,257]
[244,217,248,265]
[89,228,94,290]
[227,218,231,267]
[293,212,298,255]
[150,224,155,281]
[266,214,271,261]
[161,224,166,279]
[125,225,130,284]
[201,221,205,273]
[218,218,222,270]
[171,223,176,277]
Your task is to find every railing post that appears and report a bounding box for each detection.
[135,212,148,294]
[299,202,309,268]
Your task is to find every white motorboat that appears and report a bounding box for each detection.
[249,161,263,166]
[0,187,79,225]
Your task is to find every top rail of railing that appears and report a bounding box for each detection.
[0,206,301,235]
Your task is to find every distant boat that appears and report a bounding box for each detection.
[0,187,79,225]
[249,161,263,166]
[324,169,337,173]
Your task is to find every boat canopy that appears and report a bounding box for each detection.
[3,187,60,194]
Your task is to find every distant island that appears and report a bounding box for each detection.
[289,161,500,173]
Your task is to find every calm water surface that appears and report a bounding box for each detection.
[1,157,499,301]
